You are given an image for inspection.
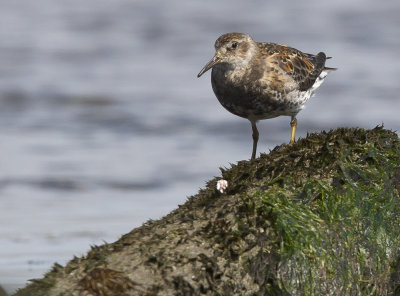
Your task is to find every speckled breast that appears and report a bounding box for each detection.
[210,67,303,120]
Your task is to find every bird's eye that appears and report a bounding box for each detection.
[231,42,238,49]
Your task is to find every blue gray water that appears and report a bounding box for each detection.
[1,0,400,293]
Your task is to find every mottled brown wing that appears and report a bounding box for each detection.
[258,43,327,91]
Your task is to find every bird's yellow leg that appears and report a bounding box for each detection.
[289,117,297,144]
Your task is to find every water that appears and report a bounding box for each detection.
[1,0,399,293]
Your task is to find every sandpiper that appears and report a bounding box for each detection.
[197,32,336,160]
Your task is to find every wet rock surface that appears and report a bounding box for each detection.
[14,127,400,295]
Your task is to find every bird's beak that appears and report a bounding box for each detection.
[197,54,221,78]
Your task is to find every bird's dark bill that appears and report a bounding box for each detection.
[197,55,221,77]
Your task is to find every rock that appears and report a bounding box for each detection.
[13,127,400,295]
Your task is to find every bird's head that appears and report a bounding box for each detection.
[197,33,256,78]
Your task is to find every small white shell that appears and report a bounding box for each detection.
[216,179,228,193]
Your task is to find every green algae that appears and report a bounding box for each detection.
[220,126,400,295]
[256,174,400,295]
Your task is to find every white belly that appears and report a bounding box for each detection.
[284,70,330,115]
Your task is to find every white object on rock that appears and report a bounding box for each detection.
[216,179,228,193]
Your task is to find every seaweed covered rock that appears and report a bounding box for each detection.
[14,127,400,296]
